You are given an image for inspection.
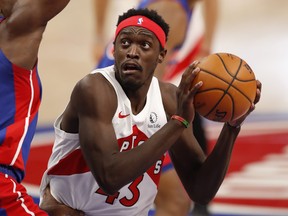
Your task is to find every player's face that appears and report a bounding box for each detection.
[113,26,166,90]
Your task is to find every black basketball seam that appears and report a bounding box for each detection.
[233,77,255,82]
[225,92,235,121]
[217,54,255,102]
[199,54,255,121]
[203,54,240,120]
[198,68,254,112]
[213,93,235,122]
[198,64,254,103]
[216,53,241,78]
[196,88,234,121]
[198,69,255,83]
[197,83,254,103]
[202,88,234,121]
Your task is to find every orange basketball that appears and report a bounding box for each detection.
[192,53,257,122]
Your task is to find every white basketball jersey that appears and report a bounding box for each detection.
[40,65,168,216]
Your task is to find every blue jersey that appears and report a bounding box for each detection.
[138,0,192,21]
[0,17,42,182]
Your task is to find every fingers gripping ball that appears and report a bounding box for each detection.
[192,53,257,122]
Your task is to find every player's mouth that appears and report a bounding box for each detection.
[122,62,142,74]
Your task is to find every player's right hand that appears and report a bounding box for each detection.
[176,61,203,124]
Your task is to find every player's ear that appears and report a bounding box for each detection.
[158,49,167,63]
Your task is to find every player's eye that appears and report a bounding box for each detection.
[142,42,151,49]
[121,39,130,47]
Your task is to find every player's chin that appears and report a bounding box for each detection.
[121,77,143,90]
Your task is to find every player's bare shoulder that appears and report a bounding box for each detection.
[74,72,116,103]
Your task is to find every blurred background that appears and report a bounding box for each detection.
[37,0,288,123]
[26,0,288,215]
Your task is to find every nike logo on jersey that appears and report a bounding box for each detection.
[118,111,130,118]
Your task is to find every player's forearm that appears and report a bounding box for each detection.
[184,123,240,204]
[91,119,187,195]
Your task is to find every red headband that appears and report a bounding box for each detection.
[115,15,166,48]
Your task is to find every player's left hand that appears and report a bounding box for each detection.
[40,185,85,216]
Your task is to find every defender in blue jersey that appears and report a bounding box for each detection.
[0,1,84,215]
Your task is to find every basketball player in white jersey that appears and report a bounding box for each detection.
[39,8,262,216]
[93,1,218,215]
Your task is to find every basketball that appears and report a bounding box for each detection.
[192,53,257,122]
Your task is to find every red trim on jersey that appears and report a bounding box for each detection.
[146,154,165,186]
[163,153,171,167]
[48,125,164,188]
[47,149,90,175]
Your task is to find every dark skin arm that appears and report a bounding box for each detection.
[163,77,262,204]
[168,121,240,204]
[0,0,70,69]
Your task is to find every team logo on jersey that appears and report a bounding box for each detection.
[137,17,144,25]
[148,112,160,129]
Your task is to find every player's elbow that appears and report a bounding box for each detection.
[93,171,122,195]
[187,185,215,205]
[191,195,212,206]
[98,184,119,196]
